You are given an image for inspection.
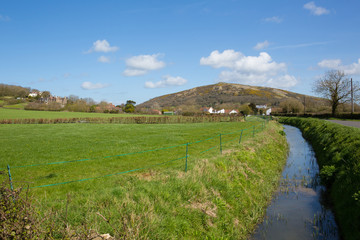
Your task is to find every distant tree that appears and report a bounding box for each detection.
[313,70,359,116]
[83,97,96,105]
[239,104,251,116]
[279,99,304,113]
[41,91,51,98]
[124,100,136,113]
[68,95,79,104]
[248,103,258,114]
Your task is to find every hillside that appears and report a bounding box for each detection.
[138,82,326,110]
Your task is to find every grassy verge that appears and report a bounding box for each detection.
[1,121,287,239]
[280,117,360,240]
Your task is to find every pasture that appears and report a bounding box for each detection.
[0,108,148,120]
[1,119,287,239]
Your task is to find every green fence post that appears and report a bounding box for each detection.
[253,125,255,137]
[220,134,222,154]
[185,143,188,172]
[239,129,244,144]
[7,165,15,202]
[7,165,14,192]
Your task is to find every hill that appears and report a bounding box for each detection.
[137,82,327,111]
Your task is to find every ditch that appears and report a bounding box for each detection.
[251,125,340,239]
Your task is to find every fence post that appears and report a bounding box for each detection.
[7,165,14,192]
[7,165,15,203]
[185,143,188,172]
[239,129,244,144]
[253,125,255,137]
[220,134,222,154]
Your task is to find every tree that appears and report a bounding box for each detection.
[239,104,251,116]
[248,103,258,114]
[124,100,136,113]
[41,91,51,98]
[313,70,358,116]
[279,99,304,113]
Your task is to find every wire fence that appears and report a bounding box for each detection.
[4,116,270,190]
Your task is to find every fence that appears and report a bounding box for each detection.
[4,117,269,190]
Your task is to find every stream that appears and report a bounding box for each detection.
[251,125,340,239]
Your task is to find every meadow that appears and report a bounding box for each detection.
[1,119,287,239]
[0,108,148,120]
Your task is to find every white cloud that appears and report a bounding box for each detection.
[98,56,110,63]
[304,2,330,16]
[318,59,341,69]
[0,14,10,21]
[87,40,118,53]
[145,75,187,88]
[318,58,360,75]
[264,16,282,23]
[254,40,270,50]
[201,49,296,89]
[269,41,329,50]
[81,81,109,90]
[200,50,241,69]
[123,69,148,77]
[123,54,166,76]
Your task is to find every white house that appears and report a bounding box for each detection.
[266,108,272,115]
[229,110,238,114]
[29,92,39,97]
[216,109,225,114]
[256,105,267,109]
[208,107,216,114]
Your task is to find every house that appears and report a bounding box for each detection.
[150,109,162,115]
[40,96,68,107]
[29,91,41,97]
[216,109,225,114]
[266,108,272,115]
[256,105,267,109]
[208,107,216,114]
[229,109,238,114]
[163,111,174,116]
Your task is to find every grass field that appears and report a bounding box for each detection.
[1,120,287,239]
[0,108,149,120]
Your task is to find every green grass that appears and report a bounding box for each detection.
[1,121,287,239]
[2,102,27,110]
[0,108,149,120]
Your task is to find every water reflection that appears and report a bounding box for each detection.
[251,125,339,240]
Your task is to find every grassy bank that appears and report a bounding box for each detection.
[1,121,287,239]
[280,117,360,240]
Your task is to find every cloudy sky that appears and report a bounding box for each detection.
[1,0,360,105]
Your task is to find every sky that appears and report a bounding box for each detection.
[1,0,360,105]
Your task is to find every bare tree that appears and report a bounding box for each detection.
[313,70,356,116]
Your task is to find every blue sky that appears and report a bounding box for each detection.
[1,0,360,105]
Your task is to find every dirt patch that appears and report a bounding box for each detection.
[136,170,156,181]
[187,201,217,218]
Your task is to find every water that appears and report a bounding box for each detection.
[251,125,340,240]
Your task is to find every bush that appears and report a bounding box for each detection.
[0,181,40,239]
